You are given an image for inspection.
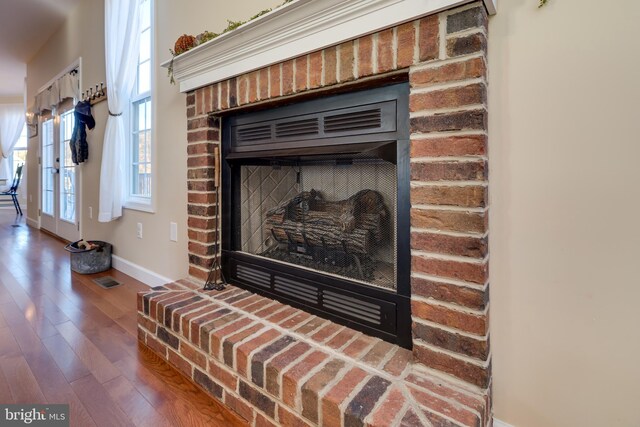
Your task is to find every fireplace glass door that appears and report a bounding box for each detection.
[222,82,411,347]
[239,156,397,291]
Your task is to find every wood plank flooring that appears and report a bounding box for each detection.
[0,211,247,427]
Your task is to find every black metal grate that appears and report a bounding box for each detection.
[324,108,382,133]
[92,276,122,289]
[231,98,396,149]
[236,264,270,289]
[274,275,319,304]
[322,290,382,325]
[275,118,319,138]
[237,124,271,142]
[230,259,394,334]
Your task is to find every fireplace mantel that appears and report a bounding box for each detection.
[161,0,496,93]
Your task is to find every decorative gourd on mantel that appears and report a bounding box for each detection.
[166,0,293,84]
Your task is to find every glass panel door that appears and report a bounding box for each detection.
[40,108,80,242]
[40,118,56,233]
[56,110,79,241]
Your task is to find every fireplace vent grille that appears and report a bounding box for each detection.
[275,118,319,138]
[237,125,271,142]
[231,98,396,150]
[274,276,319,304]
[236,265,270,289]
[324,108,381,133]
[322,290,382,325]
[230,259,394,336]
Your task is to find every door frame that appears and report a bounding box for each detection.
[36,58,83,241]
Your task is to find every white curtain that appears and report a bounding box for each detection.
[34,71,78,114]
[99,0,141,222]
[0,104,26,181]
[58,72,80,101]
[35,81,60,114]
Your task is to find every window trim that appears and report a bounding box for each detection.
[124,0,156,213]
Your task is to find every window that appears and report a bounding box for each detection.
[127,0,153,209]
[60,110,76,222]
[41,119,54,216]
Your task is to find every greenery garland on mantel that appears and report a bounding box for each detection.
[168,0,550,83]
[167,0,293,83]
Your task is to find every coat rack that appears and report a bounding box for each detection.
[81,82,107,106]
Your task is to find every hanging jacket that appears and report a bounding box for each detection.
[70,100,96,164]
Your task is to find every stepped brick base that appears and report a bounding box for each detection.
[138,280,489,426]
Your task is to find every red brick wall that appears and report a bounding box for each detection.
[185,2,489,389]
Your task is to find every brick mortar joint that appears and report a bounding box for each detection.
[410,129,488,139]
[409,104,487,117]
[314,362,356,425]
[412,294,489,315]
[290,348,340,413]
[409,77,487,94]
[411,272,489,290]
[409,52,485,73]
[410,181,488,187]
[412,317,490,341]
[445,27,488,40]
[410,228,489,239]
[187,214,220,219]
[410,156,488,163]
[414,339,491,369]
[411,204,488,213]
[411,252,489,265]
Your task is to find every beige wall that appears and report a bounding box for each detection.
[25,0,640,424]
[489,0,640,426]
[26,0,280,281]
[0,96,24,104]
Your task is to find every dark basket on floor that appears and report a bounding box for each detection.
[64,240,112,274]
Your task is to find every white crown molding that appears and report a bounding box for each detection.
[161,0,496,93]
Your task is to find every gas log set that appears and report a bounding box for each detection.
[263,189,390,282]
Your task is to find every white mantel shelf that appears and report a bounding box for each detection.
[162,0,497,93]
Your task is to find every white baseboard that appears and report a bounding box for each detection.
[493,419,515,427]
[111,255,175,288]
[26,216,39,228]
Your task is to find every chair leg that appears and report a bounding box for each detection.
[12,195,22,216]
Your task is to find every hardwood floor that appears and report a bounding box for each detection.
[0,210,247,427]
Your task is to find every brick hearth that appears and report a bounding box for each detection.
[138,280,489,426]
[140,2,491,425]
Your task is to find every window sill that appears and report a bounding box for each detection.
[124,201,155,214]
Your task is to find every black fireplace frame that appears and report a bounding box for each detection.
[220,83,412,348]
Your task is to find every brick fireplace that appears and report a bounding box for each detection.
[139,1,491,425]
